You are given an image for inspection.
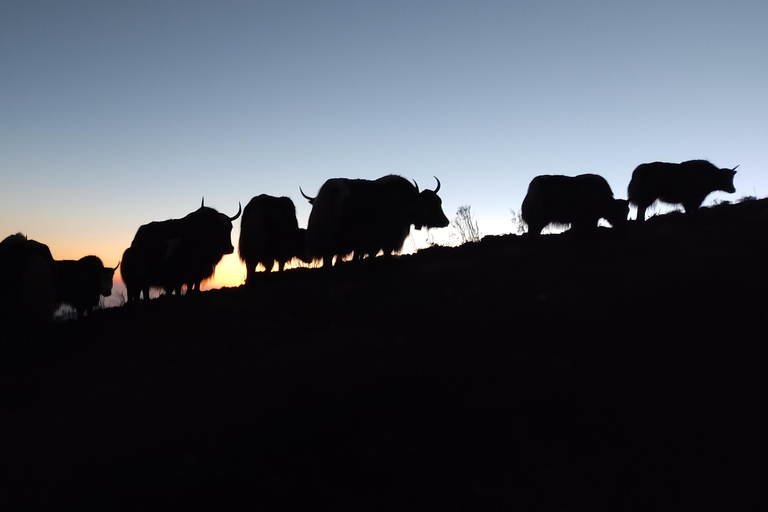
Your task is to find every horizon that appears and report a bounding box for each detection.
[3,1,766,295]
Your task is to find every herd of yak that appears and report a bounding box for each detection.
[0,159,739,330]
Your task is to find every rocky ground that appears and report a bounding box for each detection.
[2,199,768,510]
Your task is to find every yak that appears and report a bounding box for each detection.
[521,174,629,236]
[238,194,310,284]
[0,233,57,334]
[628,160,738,222]
[55,256,116,318]
[301,175,449,268]
[121,200,241,301]
[120,242,174,302]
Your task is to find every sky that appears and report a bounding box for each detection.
[2,0,767,297]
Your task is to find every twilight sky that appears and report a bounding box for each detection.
[2,0,766,294]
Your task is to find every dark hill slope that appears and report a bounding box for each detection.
[3,199,768,510]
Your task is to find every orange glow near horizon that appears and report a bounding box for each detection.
[201,253,246,290]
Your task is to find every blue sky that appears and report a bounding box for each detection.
[2,1,766,290]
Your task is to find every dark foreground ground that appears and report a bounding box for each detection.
[3,200,768,511]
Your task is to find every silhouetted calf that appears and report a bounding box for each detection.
[55,256,116,318]
[521,174,628,236]
[628,160,738,222]
[238,195,310,284]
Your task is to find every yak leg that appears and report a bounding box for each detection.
[323,253,334,269]
[526,222,544,237]
[245,261,257,284]
[682,197,705,217]
[635,204,647,222]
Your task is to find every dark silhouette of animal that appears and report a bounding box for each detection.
[0,233,57,333]
[238,195,310,283]
[55,256,116,318]
[121,200,241,302]
[628,160,738,222]
[120,242,172,302]
[301,175,449,268]
[521,174,629,236]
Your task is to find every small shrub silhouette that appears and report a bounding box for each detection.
[452,205,481,244]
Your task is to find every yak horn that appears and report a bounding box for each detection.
[230,202,242,221]
[300,187,316,204]
[432,176,441,194]
[732,165,740,172]
[413,179,419,193]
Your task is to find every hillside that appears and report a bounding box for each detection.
[3,199,768,510]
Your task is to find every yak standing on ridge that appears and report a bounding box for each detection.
[55,256,116,318]
[521,174,629,236]
[301,175,450,268]
[238,194,310,284]
[628,160,738,222]
[121,200,241,302]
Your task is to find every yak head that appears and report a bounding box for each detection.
[719,165,739,194]
[77,255,117,297]
[193,199,242,256]
[606,199,630,229]
[100,264,117,297]
[411,177,450,230]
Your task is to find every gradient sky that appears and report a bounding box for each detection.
[2,1,767,295]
